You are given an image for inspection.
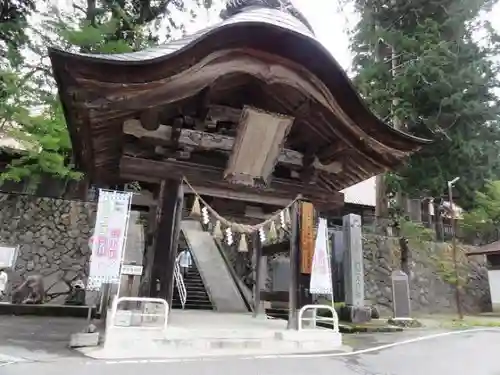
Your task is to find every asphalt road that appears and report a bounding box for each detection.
[0,316,87,363]
[2,328,500,375]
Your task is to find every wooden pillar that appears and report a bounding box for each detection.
[165,181,184,308]
[296,201,314,327]
[252,232,265,318]
[149,178,184,308]
[299,273,312,307]
[139,185,162,297]
[64,176,90,200]
[287,200,301,330]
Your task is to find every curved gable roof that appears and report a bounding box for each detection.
[48,7,430,189]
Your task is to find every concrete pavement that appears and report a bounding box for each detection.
[82,310,343,360]
[0,316,87,364]
[1,329,499,375]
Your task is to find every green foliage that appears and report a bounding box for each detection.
[0,0,217,190]
[399,218,435,243]
[2,98,82,185]
[351,0,500,209]
[460,180,500,241]
[49,0,215,54]
[428,243,468,286]
[0,0,38,65]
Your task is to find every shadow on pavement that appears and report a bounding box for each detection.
[0,316,88,362]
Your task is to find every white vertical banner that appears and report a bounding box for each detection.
[310,218,333,296]
[87,190,133,290]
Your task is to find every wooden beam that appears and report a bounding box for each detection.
[149,178,183,303]
[261,291,289,303]
[262,240,290,256]
[131,192,155,207]
[139,108,161,131]
[119,156,344,210]
[206,105,242,123]
[252,232,265,318]
[124,186,305,208]
[316,143,349,162]
[185,185,294,207]
[123,120,343,174]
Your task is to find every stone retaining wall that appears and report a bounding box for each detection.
[363,236,490,315]
[267,235,491,315]
[0,193,95,303]
[0,192,491,313]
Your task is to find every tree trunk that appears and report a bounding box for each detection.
[86,0,96,25]
[375,174,389,232]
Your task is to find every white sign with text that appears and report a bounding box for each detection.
[87,190,132,290]
[310,218,333,296]
[0,246,18,269]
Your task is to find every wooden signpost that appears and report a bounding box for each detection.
[300,201,315,274]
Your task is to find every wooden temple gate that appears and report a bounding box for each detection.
[47,1,428,320]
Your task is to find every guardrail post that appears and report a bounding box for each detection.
[298,304,339,333]
[108,297,170,331]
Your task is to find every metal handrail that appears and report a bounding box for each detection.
[213,238,253,312]
[174,258,187,309]
[298,304,339,333]
[109,297,169,331]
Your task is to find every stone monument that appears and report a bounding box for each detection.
[330,229,344,301]
[391,270,411,319]
[341,214,371,323]
[387,270,421,327]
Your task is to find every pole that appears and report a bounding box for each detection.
[252,232,264,318]
[326,224,335,311]
[287,200,301,330]
[116,191,133,299]
[448,182,463,320]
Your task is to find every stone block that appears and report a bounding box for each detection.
[114,310,133,326]
[69,332,100,348]
[493,302,500,313]
[387,318,422,328]
[340,305,372,324]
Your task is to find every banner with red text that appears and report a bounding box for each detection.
[87,190,132,290]
[310,218,333,296]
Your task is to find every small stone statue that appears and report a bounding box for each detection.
[11,275,45,304]
[65,280,86,306]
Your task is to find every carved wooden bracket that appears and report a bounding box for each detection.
[206,105,242,123]
[119,156,345,210]
[123,118,343,175]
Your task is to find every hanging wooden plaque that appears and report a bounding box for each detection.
[300,201,315,274]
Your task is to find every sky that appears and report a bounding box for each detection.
[179,0,355,71]
[41,0,500,73]
[292,0,356,71]
[179,0,500,72]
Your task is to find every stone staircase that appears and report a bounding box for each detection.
[180,221,248,313]
[172,263,213,310]
[265,308,289,320]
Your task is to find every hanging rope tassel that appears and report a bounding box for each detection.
[280,210,286,228]
[225,227,234,246]
[259,227,266,244]
[201,206,210,224]
[268,220,278,242]
[238,233,248,252]
[284,207,291,227]
[213,220,223,239]
[190,196,202,217]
